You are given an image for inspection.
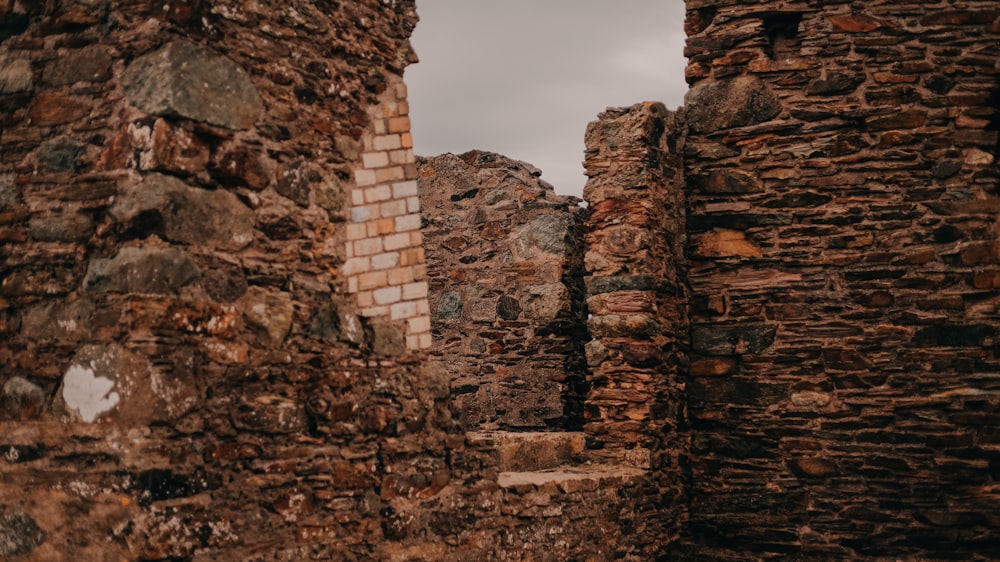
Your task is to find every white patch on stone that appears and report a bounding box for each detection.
[57,318,77,332]
[62,364,120,423]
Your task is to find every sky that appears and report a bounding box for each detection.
[406,1,689,198]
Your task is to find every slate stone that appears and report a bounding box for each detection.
[527,214,572,254]
[232,395,308,434]
[110,173,255,251]
[243,286,295,347]
[931,161,961,179]
[84,246,201,294]
[496,295,522,321]
[28,211,94,242]
[0,507,46,557]
[0,174,16,210]
[807,72,864,95]
[122,40,263,130]
[695,169,764,194]
[35,136,86,173]
[0,56,33,94]
[0,377,47,421]
[42,45,112,85]
[691,324,778,355]
[585,275,658,296]
[435,291,463,320]
[685,74,782,133]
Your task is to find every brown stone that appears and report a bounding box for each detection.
[829,14,884,33]
[29,93,90,125]
[694,229,763,258]
[143,119,210,175]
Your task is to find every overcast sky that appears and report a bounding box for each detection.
[406,1,689,198]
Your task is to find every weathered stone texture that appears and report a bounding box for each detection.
[419,151,588,430]
[678,1,1000,559]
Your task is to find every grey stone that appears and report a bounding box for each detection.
[435,291,463,320]
[526,214,571,254]
[522,283,569,320]
[587,314,660,339]
[310,298,364,345]
[19,298,94,343]
[276,159,317,207]
[0,377,47,421]
[84,246,201,294]
[0,56,33,94]
[695,169,764,194]
[585,275,658,296]
[691,323,778,355]
[36,136,85,173]
[42,45,112,85]
[122,40,263,130]
[584,340,609,367]
[243,286,295,347]
[806,72,863,96]
[232,395,308,434]
[496,295,522,321]
[685,74,782,133]
[0,174,16,211]
[0,507,46,557]
[369,322,406,356]
[110,173,255,251]
[28,211,94,242]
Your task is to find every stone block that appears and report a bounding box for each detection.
[110,173,254,251]
[691,324,777,356]
[0,377,47,421]
[122,40,262,129]
[232,395,308,434]
[242,286,295,347]
[0,56,32,94]
[143,118,210,176]
[84,246,201,294]
[42,45,112,85]
[684,74,781,133]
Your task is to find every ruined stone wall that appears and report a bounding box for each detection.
[680,1,1000,558]
[418,151,588,430]
[0,2,454,559]
[581,102,690,550]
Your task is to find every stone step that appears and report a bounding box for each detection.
[467,430,586,472]
[497,464,647,492]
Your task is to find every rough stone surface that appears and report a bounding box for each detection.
[110,173,254,251]
[0,507,46,557]
[419,151,588,430]
[0,56,32,94]
[684,74,781,133]
[122,40,263,130]
[83,246,201,294]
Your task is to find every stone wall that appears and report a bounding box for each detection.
[0,2,454,559]
[679,1,1000,558]
[418,151,588,430]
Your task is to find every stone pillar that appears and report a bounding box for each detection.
[582,102,689,544]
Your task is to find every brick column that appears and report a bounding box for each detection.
[343,76,431,351]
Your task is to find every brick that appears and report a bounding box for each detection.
[371,252,400,270]
[357,271,387,291]
[354,237,383,256]
[390,301,417,320]
[382,101,398,118]
[347,276,358,293]
[406,334,421,350]
[387,266,415,286]
[409,231,423,247]
[400,248,424,267]
[406,196,420,213]
[375,166,405,183]
[397,100,409,116]
[402,281,428,300]
[373,134,402,151]
[368,218,396,237]
[384,233,411,252]
[395,213,421,232]
[418,333,432,349]
[342,257,371,275]
[360,305,389,318]
[380,199,408,218]
[392,180,419,198]
[356,290,374,308]
[351,188,366,206]
[388,116,410,133]
[373,119,387,135]
[417,299,430,315]
[354,168,376,186]
[390,149,415,165]
[364,184,392,203]
[362,151,389,169]
[373,285,402,305]
[400,133,413,149]
[407,315,431,334]
[350,205,370,223]
[346,223,367,241]
[413,263,427,281]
